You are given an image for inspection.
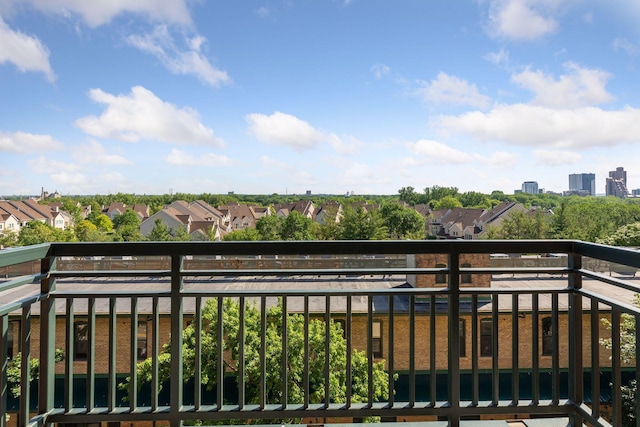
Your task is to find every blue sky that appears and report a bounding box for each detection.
[1,0,640,197]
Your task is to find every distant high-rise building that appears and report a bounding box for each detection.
[606,167,629,197]
[568,173,595,196]
[522,181,539,195]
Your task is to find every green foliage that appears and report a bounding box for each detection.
[398,186,419,205]
[91,213,114,232]
[483,209,550,240]
[17,221,71,246]
[223,228,261,241]
[147,219,172,241]
[458,191,491,209]
[379,202,425,239]
[7,349,65,398]
[112,210,142,241]
[339,207,387,240]
[0,230,18,248]
[596,222,640,247]
[124,299,389,423]
[255,215,282,240]
[432,195,463,210]
[279,211,316,240]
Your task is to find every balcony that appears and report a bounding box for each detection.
[1,240,639,427]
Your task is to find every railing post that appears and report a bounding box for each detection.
[38,253,56,426]
[568,251,583,425]
[448,251,461,427]
[170,255,184,427]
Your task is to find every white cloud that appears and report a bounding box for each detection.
[416,72,491,109]
[27,156,81,174]
[484,48,510,66]
[165,148,233,166]
[246,112,325,150]
[127,26,230,87]
[613,37,639,56]
[511,62,613,108]
[16,0,192,27]
[0,131,64,153]
[72,140,133,165]
[75,86,225,147]
[371,63,391,79]
[485,0,559,41]
[435,104,640,149]
[533,149,581,166]
[407,139,474,163]
[484,151,518,168]
[0,17,55,81]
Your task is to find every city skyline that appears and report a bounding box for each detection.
[1,1,640,196]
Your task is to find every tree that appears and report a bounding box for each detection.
[170,225,192,241]
[125,298,389,423]
[379,202,425,239]
[339,207,387,240]
[458,191,491,209]
[596,222,640,247]
[223,228,261,241]
[432,195,462,210]
[112,210,142,241]
[0,231,18,248]
[398,186,419,205]
[279,211,316,240]
[147,219,172,241]
[17,221,61,246]
[256,215,282,240]
[91,213,114,232]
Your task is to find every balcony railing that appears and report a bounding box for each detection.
[1,240,639,427]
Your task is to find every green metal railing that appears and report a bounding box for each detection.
[0,240,639,427]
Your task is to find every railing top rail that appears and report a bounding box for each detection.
[574,241,640,268]
[0,243,50,268]
[45,239,579,257]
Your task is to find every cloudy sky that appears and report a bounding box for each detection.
[1,0,640,196]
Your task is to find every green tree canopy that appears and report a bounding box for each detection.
[125,298,389,423]
[597,222,640,247]
[339,207,387,240]
[432,195,463,210]
[379,202,425,239]
[147,218,172,241]
[17,221,65,246]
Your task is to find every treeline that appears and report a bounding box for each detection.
[1,186,640,247]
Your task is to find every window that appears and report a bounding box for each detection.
[459,319,466,357]
[74,321,89,360]
[137,320,148,360]
[8,223,14,229]
[435,263,447,284]
[461,263,472,284]
[480,318,492,357]
[542,317,553,356]
[372,320,382,358]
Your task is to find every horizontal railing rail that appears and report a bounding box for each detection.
[0,240,638,427]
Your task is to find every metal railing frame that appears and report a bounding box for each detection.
[0,240,639,427]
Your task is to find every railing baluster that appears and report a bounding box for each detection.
[471,293,478,406]
[65,298,74,412]
[346,294,352,409]
[304,295,310,409]
[635,314,640,427]
[324,295,330,409]
[567,251,583,426]
[216,296,224,410]
[409,294,415,408]
[491,291,499,406]
[551,293,559,405]
[367,295,373,407]
[19,306,30,427]
[260,295,266,409]
[151,296,159,411]
[448,251,460,427]
[611,308,622,427]
[430,293,436,407]
[512,293,519,405]
[169,255,184,427]
[590,299,600,420]
[532,293,539,406]
[282,296,288,408]
[194,296,202,410]
[238,296,245,410]
[87,297,96,412]
[108,297,116,411]
[129,297,138,411]
[388,293,394,407]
